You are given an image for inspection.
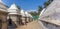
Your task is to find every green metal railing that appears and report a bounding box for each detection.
[33,16,38,20]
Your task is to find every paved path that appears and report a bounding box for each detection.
[16,20,43,29]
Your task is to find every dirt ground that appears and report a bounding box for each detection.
[16,20,43,29]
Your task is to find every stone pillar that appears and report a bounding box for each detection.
[2,21,7,29]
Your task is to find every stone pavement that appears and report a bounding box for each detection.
[16,20,43,29]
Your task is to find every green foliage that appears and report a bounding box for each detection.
[44,0,53,8]
[29,0,53,19]
[17,6,21,9]
[37,0,53,15]
[29,11,38,16]
[48,0,53,3]
[38,6,43,15]
[44,2,50,8]
[29,11,38,20]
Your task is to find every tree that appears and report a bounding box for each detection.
[29,11,38,16]
[17,6,21,9]
[38,6,43,15]
[37,0,53,15]
[44,2,50,8]
[44,0,53,8]
[48,0,53,3]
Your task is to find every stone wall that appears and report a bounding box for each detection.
[0,13,8,29]
[41,21,60,29]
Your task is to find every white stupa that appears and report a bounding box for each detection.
[8,3,20,15]
[39,0,60,29]
[20,10,26,24]
[9,3,19,9]
[24,12,32,18]
[39,0,60,23]
[25,12,32,22]
[7,3,21,26]
[28,14,33,22]
[20,10,25,17]
[25,11,29,17]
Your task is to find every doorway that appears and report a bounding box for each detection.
[8,18,12,26]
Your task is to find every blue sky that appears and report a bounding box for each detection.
[2,0,48,12]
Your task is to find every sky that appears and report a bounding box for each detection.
[2,0,48,12]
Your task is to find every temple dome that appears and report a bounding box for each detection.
[20,10,25,16]
[25,12,29,17]
[39,0,60,26]
[8,3,19,9]
[8,3,20,15]
[28,14,32,17]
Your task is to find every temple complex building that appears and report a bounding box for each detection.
[38,0,60,29]
[0,0,34,29]
[20,10,26,25]
[0,0,9,29]
[7,3,21,27]
[24,11,30,23]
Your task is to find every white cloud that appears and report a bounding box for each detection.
[26,9,38,12]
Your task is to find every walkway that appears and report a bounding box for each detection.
[16,20,43,29]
